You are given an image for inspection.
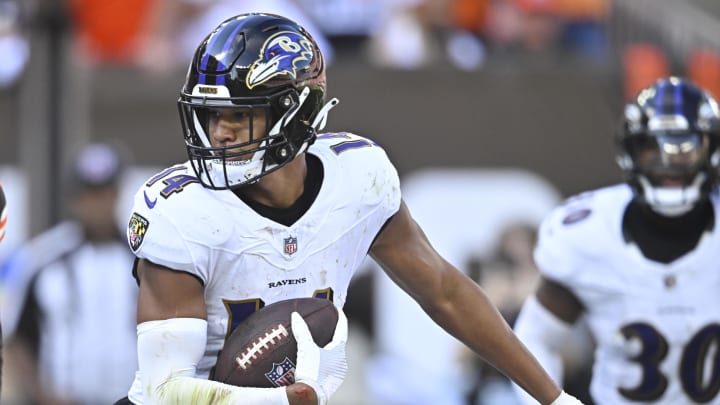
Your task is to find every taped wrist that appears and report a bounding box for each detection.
[138,317,208,405]
[158,376,290,405]
[138,318,291,405]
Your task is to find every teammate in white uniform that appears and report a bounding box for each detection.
[513,77,720,405]
[116,12,584,405]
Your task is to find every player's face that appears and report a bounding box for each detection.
[208,107,268,155]
[632,133,707,186]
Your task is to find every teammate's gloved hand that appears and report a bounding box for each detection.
[291,309,349,405]
[550,391,585,405]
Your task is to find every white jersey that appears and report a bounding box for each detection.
[535,184,720,405]
[125,133,400,399]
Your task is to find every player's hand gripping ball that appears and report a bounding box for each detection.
[212,297,338,388]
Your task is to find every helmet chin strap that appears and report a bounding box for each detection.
[638,173,706,217]
[311,97,339,131]
[268,86,313,137]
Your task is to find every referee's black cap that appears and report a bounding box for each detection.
[70,142,126,189]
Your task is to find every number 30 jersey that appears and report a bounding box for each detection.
[125,133,400,378]
[535,184,720,405]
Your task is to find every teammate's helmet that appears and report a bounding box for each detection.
[616,76,720,216]
[178,13,337,189]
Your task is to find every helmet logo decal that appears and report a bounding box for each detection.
[247,31,314,89]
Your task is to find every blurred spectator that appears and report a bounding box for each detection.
[483,0,609,62]
[367,0,610,70]
[621,43,669,100]
[687,47,720,100]
[485,0,524,51]
[471,222,540,323]
[465,222,539,405]
[68,0,160,65]
[2,142,138,405]
[515,0,609,57]
[513,0,563,54]
[450,0,491,34]
[0,0,29,89]
[297,0,386,38]
[445,0,491,70]
[552,0,610,59]
[0,182,6,396]
[367,0,434,69]
[0,183,6,244]
[135,0,334,75]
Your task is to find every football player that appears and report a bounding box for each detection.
[117,13,583,405]
[513,77,720,404]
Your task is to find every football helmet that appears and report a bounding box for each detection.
[178,13,338,189]
[616,76,720,216]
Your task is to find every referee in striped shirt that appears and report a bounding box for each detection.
[3,143,138,404]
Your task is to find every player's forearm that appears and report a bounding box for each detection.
[426,269,562,404]
[512,296,573,404]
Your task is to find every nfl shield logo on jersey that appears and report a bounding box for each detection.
[284,236,298,255]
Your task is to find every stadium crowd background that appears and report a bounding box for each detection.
[0,0,719,404]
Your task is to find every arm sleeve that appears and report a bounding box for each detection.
[511,296,574,405]
[137,318,290,405]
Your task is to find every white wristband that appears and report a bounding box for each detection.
[550,391,584,405]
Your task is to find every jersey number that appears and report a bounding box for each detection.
[317,132,379,154]
[619,322,720,402]
[222,288,335,339]
[146,165,199,198]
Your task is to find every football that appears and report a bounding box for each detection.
[212,297,338,388]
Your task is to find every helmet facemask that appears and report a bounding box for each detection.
[617,78,720,216]
[179,85,337,189]
[618,131,716,216]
